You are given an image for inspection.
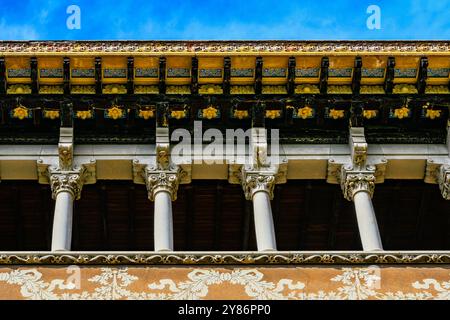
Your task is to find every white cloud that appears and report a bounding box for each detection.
[0,18,40,40]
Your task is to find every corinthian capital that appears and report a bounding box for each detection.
[341,168,376,201]
[438,165,450,200]
[50,171,84,200]
[144,167,181,201]
[242,171,276,200]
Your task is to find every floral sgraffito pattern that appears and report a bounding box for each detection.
[1,267,450,300]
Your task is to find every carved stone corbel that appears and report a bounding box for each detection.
[58,127,74,171]
[425,160,450,200]
[132,121,191,201]
[349,127,368,169]
[327,127,386,201]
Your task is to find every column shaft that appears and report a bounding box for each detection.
[51,191,74,251]
[353,190,383,251]
[252,191,277,251]
[154,190,174,251]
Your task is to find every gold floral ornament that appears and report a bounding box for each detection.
[363,110,378,120]
[233,109,249,120]
[393,106,410,119]
[422,103,441,120]
[425,109,441,120]
[43,110,60,120]
[11,106,30,120]
[170,110,187,120]
[76,110,93,120]
[106,106,124,120]
[201,106,219,120]
[265,110,282,119]
[138,109,155,120]
[329,109,345,120]
[297,106,313,119]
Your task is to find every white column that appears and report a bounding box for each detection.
[242,172,278,251]
[153,190,173,251]
[252,190,277,251]
[353,190,383,251]
[145,170,180,252]
[51,191,74,251]
[342,172,383,251]
[49,172,84,252]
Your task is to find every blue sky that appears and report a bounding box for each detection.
[0,0,449,40]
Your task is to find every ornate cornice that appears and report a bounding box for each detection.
[1,41,450,56]
[0,252,449,265]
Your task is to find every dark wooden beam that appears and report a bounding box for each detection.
[213,182,223,250]
[60,101,73,128]
[319,57,329,94]
[99,184,110,250]
[72,200,80,251]
[156,102,169,128]
[13,186,23,250]
[414,184,431,249]
[30,57,38,94]
[252,101,265,127]
[127,185,136,250]
[191,57,198,95]
[39,185,52,250]
[223,57,231,95]
[298,182,312,249]
[350,102,364,127]
[127,56,134,94]
[94,57,102,95]
[241,198,252,250]
[0,57,6,95]
[417,56,428,95]
[254,56,263,95]
[327,188,342,249]
[384,56,395,94]
[184,186,194,250]
[158,57,166,94]
[273,185,282,232]
[352,56,362,95]
[287,56,296,95]
[63,57,70,95]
